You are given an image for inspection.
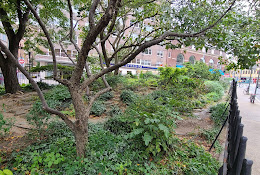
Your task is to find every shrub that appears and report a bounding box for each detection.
[142,71,159,79]
[210,103,229,126]
[90,101,106,116]
[120,90,136,104]
[27,85,71,134]
[106,75,123,88]
[108,105,122,117]
[98,91,114,101]
[204,81,224,96]
[206,92,222,102]
[104,115,131,134]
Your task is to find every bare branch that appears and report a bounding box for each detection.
[24,0,69,85]
[0,40,74,130]
[92,45,110,88]
[59,41,76,65]
[67,0,80,52]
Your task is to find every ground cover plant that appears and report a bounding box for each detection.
[5,121,220,175]
[1,62,229,174]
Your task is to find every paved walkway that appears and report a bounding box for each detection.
[237,86,260,174]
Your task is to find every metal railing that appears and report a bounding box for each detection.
[213,79,253,175]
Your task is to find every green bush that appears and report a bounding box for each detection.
[206,92,222,102]
[210,103,229,126]
[106,75,123,88]
[108,105,122,117]
[20,82,53,91]
[142,71,159,79]
[104,115,131,134]
[98,91,114,101]
[120,90,136,104]
[27,85,71,134]
[90,101,106,116]
[204,81,224,96]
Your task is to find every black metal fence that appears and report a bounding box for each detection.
[218,79,253,175]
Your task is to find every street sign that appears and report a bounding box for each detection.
[19,58,25,64]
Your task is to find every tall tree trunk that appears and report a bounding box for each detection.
[0,44,21,93]
[74,120,88,158]
[70,90,89,158]
[1,60,21,93]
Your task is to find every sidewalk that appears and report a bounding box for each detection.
[237,87,260,174]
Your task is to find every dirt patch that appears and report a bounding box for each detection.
[175,108,214,135]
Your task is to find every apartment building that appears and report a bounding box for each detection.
[33,14,226,77]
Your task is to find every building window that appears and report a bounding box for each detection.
[55,49,61,57]
[176,54,184,66]
[136,59,141,64]
[141,60,151,65]
[143,48,152,55]
[156,61,163,67]
[200,57,205,63]
[157,51,163,57]
[209,59,214,67]
[211,49,214,54]
[189,55,195,64]
[72,51,78,58]
[168,52,171,58]
[61,50,66,57]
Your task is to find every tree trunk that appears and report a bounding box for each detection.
[74,120,88,158]
[1,59,21,93]
[0,44,21,93]
[70,90,89,158]
[114,54,119,75]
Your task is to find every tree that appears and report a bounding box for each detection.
[0,0,258,158]
[0,0,30,93]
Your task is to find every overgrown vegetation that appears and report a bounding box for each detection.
[1,62,229,174]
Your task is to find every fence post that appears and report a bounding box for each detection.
[241,159,253,175]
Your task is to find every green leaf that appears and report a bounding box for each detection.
[158,124,169,138]
[2,169,13,175]
[143,132,153,146]
[0,170,4,175]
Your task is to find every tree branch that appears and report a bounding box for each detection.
[24,0,69,86]
[59,41,76,65]
[67,0,80,52]
[85,87,111,117]
[89,0,101,29]
[0,7,15,40]
[71,0,120,85]
[0,40,75,130]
